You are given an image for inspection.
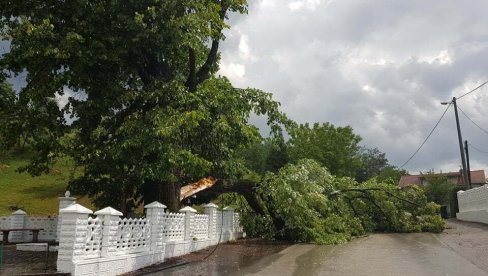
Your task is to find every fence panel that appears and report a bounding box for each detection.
[84,217,103,259]
[116,218,151,254]
[162,213,185,242]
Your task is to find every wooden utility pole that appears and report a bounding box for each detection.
[452,97,470,189]
[442,97,470,189]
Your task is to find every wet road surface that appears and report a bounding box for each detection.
[146,229,488,275]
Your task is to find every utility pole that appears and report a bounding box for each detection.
[442,97,469,189]
[465,140,472,188]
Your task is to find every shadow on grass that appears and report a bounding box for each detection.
[21,185,66,199]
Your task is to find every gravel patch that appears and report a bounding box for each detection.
[438,219,488,273]
[0,244,58,276]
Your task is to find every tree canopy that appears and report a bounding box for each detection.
[0,0,289,212]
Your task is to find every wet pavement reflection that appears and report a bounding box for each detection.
[145,232,488,276]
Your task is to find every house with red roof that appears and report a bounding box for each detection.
[399,170,487,188]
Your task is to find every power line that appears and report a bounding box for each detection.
[399,102,452,169]
[457,105,488,137]
[468,142,488,154]
[457,80,488,100]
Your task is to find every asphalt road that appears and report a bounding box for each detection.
[146,220,488,276]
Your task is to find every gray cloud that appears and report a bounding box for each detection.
[220,0,488,174]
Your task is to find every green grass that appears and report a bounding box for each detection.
[0,153,93,216]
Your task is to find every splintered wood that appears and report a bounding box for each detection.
[180,177,218,201]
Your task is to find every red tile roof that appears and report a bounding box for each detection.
[399,170,486,187]
[398,175,422,187]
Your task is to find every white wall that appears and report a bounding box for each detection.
[456,185,488,223]
[56,203,244,276]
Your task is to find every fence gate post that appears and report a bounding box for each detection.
[145,201,166,255]
[57,191,76,242]
[179,206,197,241]
[10,209,26,243]
[204,203,218,240]
[56,203,92,274]
[223,207,235,241]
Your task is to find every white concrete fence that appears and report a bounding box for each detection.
[457,184,488,223]
[0,192,75,243]
[56,201,244,276]
[0,210,57,242]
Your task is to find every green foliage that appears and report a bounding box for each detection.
[376,166,409,184]
[355,147,389,182]
[422,173,456,205]
[286,123,405,183]
[242,160,444,244]
[355,147,407,183]
[239,137,288,175]
[287,123,362,178]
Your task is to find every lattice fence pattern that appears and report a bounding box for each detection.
[216,211,223,236]
[193,214,209,240]
[117,218,151,253]
[233,213,243,232]
[85,217,103,259]
[162,213,185,241]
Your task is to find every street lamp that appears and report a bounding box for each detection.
[441,97,470,189]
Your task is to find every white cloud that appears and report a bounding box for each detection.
[220,0,488,174]
[418,50,453,65]
[220,62,246,82]
[288,1,304,11]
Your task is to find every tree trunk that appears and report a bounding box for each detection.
[189,179,266,216]
[161,182,181,212]
[120,187,127,216]
[143,180,161,206]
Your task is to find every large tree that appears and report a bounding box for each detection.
[0,0,288,212]
[355,147,408,183]
[287,122,362,178]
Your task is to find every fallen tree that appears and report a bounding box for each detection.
[188,159,444,244]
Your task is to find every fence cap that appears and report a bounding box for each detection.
[94,207,123,216]
[204,203,218,208]
[144,201,167,209]
[179,206,197,213]
[223,206,234,211]
[12,209,26,215]
[60,203,93,214]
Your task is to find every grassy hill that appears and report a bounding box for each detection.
[0,152,93,216]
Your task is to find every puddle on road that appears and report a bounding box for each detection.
[144,240,291,276]
[292,244,335,276]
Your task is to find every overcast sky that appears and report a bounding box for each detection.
[218,0,488,174]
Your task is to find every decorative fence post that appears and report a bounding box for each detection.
[179,206,197,241]
[204,203,218,240]
[94,207,122,258]
[145,202,166,254]
[10,209,26,242]
[57,203,92,274]
[57,191,76,241]
[223,207,235,241]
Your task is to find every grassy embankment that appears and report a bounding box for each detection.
[0,152,93,216]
